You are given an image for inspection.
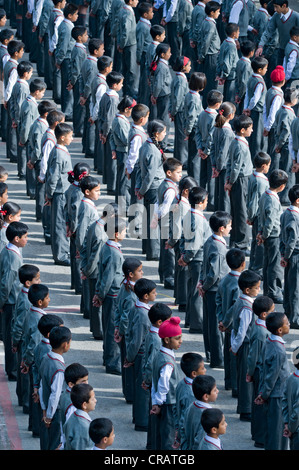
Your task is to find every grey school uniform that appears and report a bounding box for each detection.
[48,7,64,104]
[68,42,87,136]
[170,72,189,166]
[247,318,269,447]
[151,58,172,147]
[178,0,193,64]
[64,182,82,294]
[217,37,238,103]
[80,217,107,338]
[118,4,138,99]
[259,334,290,450]
[247,171,269,274]
[245,72,267,159]
[264,86,284,171]
[126,300,151,430]
[201,234,228,367]
[183,400,211,450]
[80,55,98,159]
[198,17,220,106]
[45,144,72,264]
[176,377,194,450]
[189,1,206,72]
[183,89,203,177]
[4,58,18,163]
[90,72,108,173]
[258,188,283,300]
[31,337,51,435]
[284,39,299,87]
[110,113,130,208]
[95,240,124,373]
[136,17,151,105]
[40,128,56,244]
[280,205,299,327]
[250,7,270,46]
[195,107,217,208]
[226,136,253,250]
[0,44,9,141]
[63,409,93,450]
[9,78,30,168]
[235,56,252,113]
[282,370,299,450]
[39,0,54,89]
[55,18,75,118]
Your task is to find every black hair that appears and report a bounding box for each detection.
[0,28,13,44]
[55,122,73,140]
[205,1,221,15]
[225,22,239,37]
[273,0,288,6]
[37,314,64,337]
[122,257,142,283]
[79,175,100,194]
[28,283,49,306]
[252,295,274,316]
[38,100,56,116]
[102,202,119,219]
[209,211,232,232]
[150,43,171,74]
[206,89,223,107]
[226,248,246,270]
[106,71,124,88]
[147,119,166,155]
[268,169,288,189]
[0,8,6,20]
[70,383,93,410]
[64,362,89,385]
[131,103,149,122]
[63,3,79,18]
[6,221,28,242]
[150,24,165,39]
[173,55,191,72]
[163,157,182,174]
[89,418,113,444]
[17,60,33,77]
[71,25,87,41]
[259,0,270,5]
[134,278,157,300]
[178,176,197,197]
[251,56,268,73]
[290,26,299,38]
[0,182,8,197]
[215,101,236,128]
[138,2,153,16]
[192,375,216,400]
[188,186,208,207]
[267,0,275,15]
[288,184,299,204]
[201,408,224,433]
[18,264,40,285]
[49,325,72,349]
[148,302,172,324]
[47,109,65,127]
[283,86,298,104]
[7,39,24,56]
[104,216,127,237]
[29,78,47,94]
[0,201,21,229]
[68,161,90,184]
[97,55,113,73]
[234,114,253,133]
[238,270,260,291]
[117,95,135,112]
[266,311,287,334]
[180,352,204,378]
[88,38,104,55]
[0,166,7,179]
[240,39,255,57]
[188,72,207,92]
[254,151,271,168]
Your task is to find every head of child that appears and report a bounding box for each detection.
[38,100,57,120]
[158,316,182,351]
[6,221,28,249]
[209,211,232,238]
[150,24,166,43]
[0,202,21,229]
[253,151,271,174]
[88,38,104,58]
[266,311,290,337]
[19,264,40,289]
[29,78,47,101]
[0,182,8,206]
[238,270,261,298]
[0,28,14,47]
[71,383,96,414]
[105,217,126,243]
[122,257,143,287]
[234,114,253,139]
[240,39,255,59]
[47,109,65,129]
[252,295,275,321]
[64,362,89,388]
[292,346,299,371]
[180,352,206,379]
[192,374,218,403]
[179,176,197,200]
[270,65,285,88]
[55,122,73,146]
[28,284,50,310]
[37,313,64,339]
[288,184,299,208]
[205,1,221,19]
[118,95,136,118]
[49,325,72,355]
[17,60,33,82]
[97,55,113,76]
[188,72,207,93]
[283,86,298,109]
[225,22,239,40]
[68,161,90,185]
[259,0,270,9]
[80,175,101,201]
[7,39,24,60]
[273,0,289,15]
[201,408,227,439]
[147,119,167,144]
[131,103,150,127]
[125,0,139,8]
[226,247,246,273]
[134,278,157,304]
[206,89,223,110]
[173,55,192,75]
[215,101,236,128]
[54,0,66,9]
[290,25,299,45]
[163,157,182,185]
[188,186,208,211]
[101,202,119,222]
[138,2,154,21]
[251,56,268,77]
[106,71,124,93]
[268,168,288,193]
[63,2,79,23]
[89,418,115,450]
[154,42,171,64]
[0,9,7,28]
[148,302,172,328]
[71,25,89,45]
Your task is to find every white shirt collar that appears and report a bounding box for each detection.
[239,293,254,304]
[289,39,299,47]
[280,8,292,21]
[258,7,269,15]
[63,18,74,28]
[150,325,159,334]
[75,42,86,49]
[253,170,268,180]
[289,205,299,214]
[212,233,227,246]
[139,17,151,25]
[159,58,168,65]
[266,188,280,200]
[74,409,92,421]
[205,107,218,114]
[184,376,193,384]
[241,56,251,63]
[136,298,151,310]
[256,318,266,327]
[230,270,241,277]
[49,350,65,363]
[194,400,212,408]
[106,88,118,97]
[106,239,122,249]
[203,434,222,449]
[82,196,96,206]
[160,345,175,358]
[7,242,21,256]
[269,333,286,344]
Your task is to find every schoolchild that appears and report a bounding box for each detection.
[246,295,274,448]
[189,0,208,73]
[177,0,193,64]
[235,39,255,114]
[283,25,299,88]
[136,2,154,105]
[228,0,256,44]
[230,269,261,421]
[216,23,240,103]
[249,0,271,47]
[0,167,8,183]
[38,0,56,90]
[0,182,8,209]
[0,29,14,85]
[282,346,299,450]
[45,122,73,266]
[48,0,66,105]
[145,24,166,117]
[210,101,235,213]
[89,418,115,450]
[0,201,21,252]
[198,408,227,450]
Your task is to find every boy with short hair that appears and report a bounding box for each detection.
[0,28,14,142]
[216,22,239,103]
[235,39,255,113]
[283,25,299,86]
[89,417,115,450]
[48,0,66,105]
[136,2,153,104]
[60,362,89,429]
[257,168,288,302]
[199,408,227,450]
[282,346,299,450]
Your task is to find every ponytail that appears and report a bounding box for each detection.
[215,102,236,128]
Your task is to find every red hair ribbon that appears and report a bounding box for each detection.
[78,171,88,180]
[218,109,224,115]
[68,170,74,177]
[0,210,7,216]
[183,56,190,66]
[150,61,158,72]
[128,99,137,109]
